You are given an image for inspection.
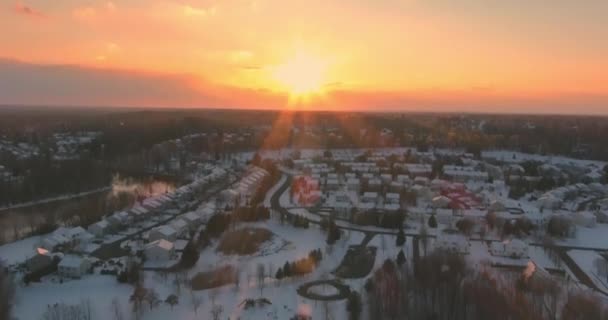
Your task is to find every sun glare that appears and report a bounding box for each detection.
[272,51,328,96]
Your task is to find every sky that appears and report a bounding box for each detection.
[1,0,607,114]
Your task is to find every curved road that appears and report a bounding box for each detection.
[269,171,608,296]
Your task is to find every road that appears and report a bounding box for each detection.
[268,171,608,295]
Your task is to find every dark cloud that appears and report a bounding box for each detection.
[0,59,286,109]
[13,2,44,18]
[0,59,605,115]
[0,59,216,107]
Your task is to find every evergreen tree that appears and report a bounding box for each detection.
[346,291,362,320]
[396,249,406,266]
[428,214,438,228]
[283,261,291,277]
[396,227,406,246]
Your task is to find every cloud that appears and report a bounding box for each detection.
[0,59,213,107]
[182,4,216,18]
[72,6,97,21]
[72,2,117,22]
[0,59,606,115]
[0,59,287,109]
[105,2,116,11]
[13,2,44,18]
[238,65,261,70]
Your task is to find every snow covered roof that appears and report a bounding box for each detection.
[146,239,174,251]
[155,225,177,236]
[183,211,200,221]
[94,220,110,229]
[170,219,188,230]
[386,193,400,200]
[58,255,86,268]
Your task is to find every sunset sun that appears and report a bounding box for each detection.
[272,50,328,96]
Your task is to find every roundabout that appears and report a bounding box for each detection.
[296,280,351,301]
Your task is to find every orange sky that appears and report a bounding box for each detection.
[1,0,608,114]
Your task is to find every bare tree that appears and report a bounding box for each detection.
[111,297,124,320]
[165,294,179,310]
[419,225,429,256]
[234,265,241,291]
[210,304,224,320]
[267,262,274,284]
[130,283,147,320]
[41,299,92,320]
[208,287,219,305]
[257,263,266,295]
[191,292,203,315]
[145,288,161,310]
[0,266,15,320]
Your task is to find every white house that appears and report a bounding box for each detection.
[414,176,430,186]
[346,178,360,192]
[129,205,150,221]
[87,220,110,238]
[326,178,340,191]
[389,181,405,193]
[107,211,130,227]
[434,234,470,254]
[145,239,175,261]
[58,256,91,279]
[170,219,189,236]
[149,225,177,242]
[489,239,529,258]
[64,227,94,251]
[385,193,400,205]
[182,211,201,226]
[537,194,562,210]
[432,196,451,208]
[368,178,382,191]
[396,174,412,185]
[443,165,488,182]
[404,164,432,177]
[411,185,432,201]
[380,173,393,184]
[362,192,379,204]
[571,211,597,228]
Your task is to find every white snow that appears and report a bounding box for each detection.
[0,235,41,266]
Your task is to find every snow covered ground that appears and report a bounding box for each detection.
[466,241,559,271]
[0,234,41,266]
[559,225,608,249]
[568,250,608,293]
[11,219,368,320]
[13,275,133,320]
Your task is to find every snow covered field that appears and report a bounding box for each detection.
[10,220,368,320]
[0,235,41,266]
[568,250,608,293]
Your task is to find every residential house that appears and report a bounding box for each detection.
[87,220,110,238]
[435,234,470,254]
[145,239,175,261]
[571,211,597,228]
[58,256,91,278]
[149,225,177,242]
[170,219,189,236]
[490,239,529,258]
[432,196,451,209]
